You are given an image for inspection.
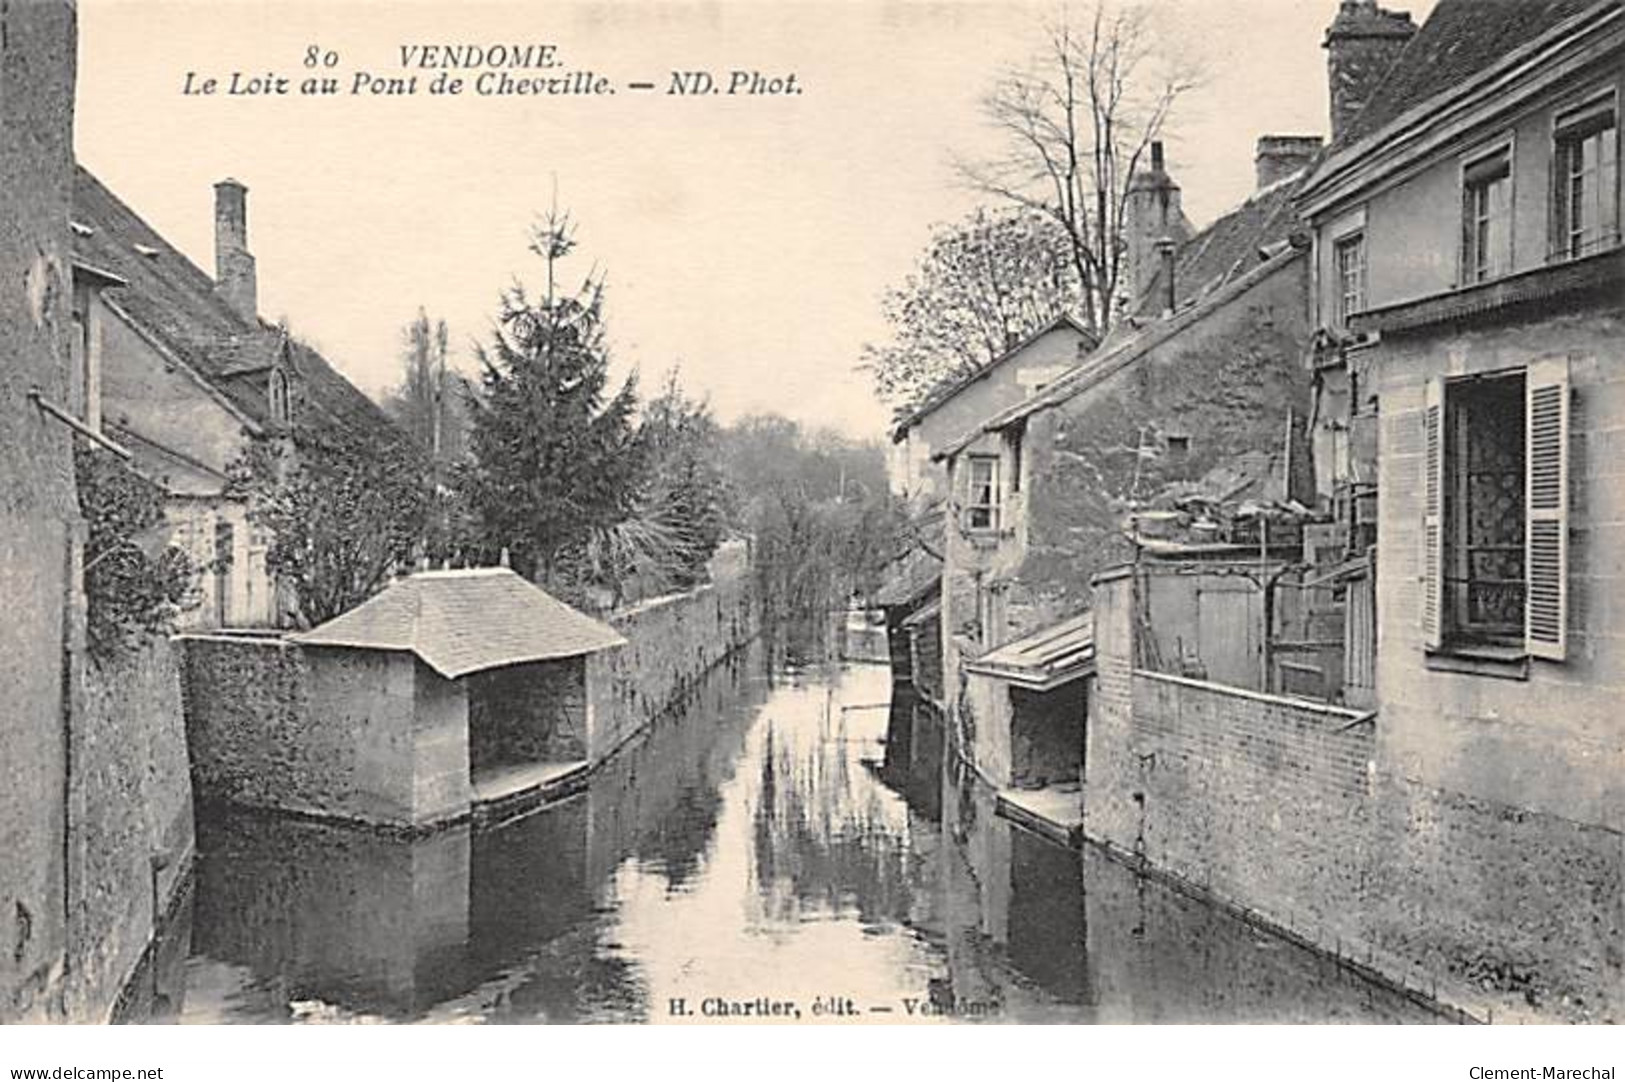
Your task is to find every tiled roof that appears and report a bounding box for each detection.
[892,313,1097,439]
[1338,0,1612,147]
[71,167,404,447]
[292,568,627,679]
[1136,172,1305,317]
[964,611,1094,691]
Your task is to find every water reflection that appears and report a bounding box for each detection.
[164,636,1447,1024]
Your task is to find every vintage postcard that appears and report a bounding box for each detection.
[2,0,1620,1048]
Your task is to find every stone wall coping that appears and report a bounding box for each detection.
[1134,667,1377,724]
[174,631,292,647]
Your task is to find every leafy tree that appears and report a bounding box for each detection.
[464,206,643,588]
[230,412,431,628]
[74,445,197,661]
[636,369,730,587]
[955,2,1199,335]
[863,206,1081,411]
[719,415,903,632]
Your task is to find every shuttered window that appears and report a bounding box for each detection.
[1422,362,1570,662]
[1525,356,1570,659]
[1422,379,1445,650]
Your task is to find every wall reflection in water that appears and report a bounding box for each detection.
[164,630,1445,1025]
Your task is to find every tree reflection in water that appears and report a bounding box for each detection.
[160,629,1448,1024]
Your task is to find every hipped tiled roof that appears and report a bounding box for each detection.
[292,568,627,679]
[71,167,404,447]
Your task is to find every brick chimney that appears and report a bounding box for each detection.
[1121,141,1190,311]
[1255,135,1324,189]
[213,177,257,321]
[1323,1,1417,142]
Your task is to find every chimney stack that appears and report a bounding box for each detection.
[1255,135,1324,189]
[1122,140,1190,313]
[1323,1,1417,143]
[213,178,258,321]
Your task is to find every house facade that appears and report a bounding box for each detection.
[70,171,408,629]
[1293,0,1624,1020]
[935,138,1319,807]
[887,315,1096,504]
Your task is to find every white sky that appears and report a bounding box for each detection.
[75,0,1435,439]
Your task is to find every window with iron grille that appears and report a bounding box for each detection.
[1422,359,1570,661]
[1462,148,1512,284]
[1552,98,1619,260]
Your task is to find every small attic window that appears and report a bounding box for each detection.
[1165,434,1191,461]
[268,369,291,425]
[70,221,94,238]
[133,243,159,259]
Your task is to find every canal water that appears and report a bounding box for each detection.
[131,636,1446,1024]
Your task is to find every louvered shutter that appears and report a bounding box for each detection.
[1422,378,1445,650]
[1525,356,1571,660]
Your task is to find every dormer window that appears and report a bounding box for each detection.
[269,369,291,425]
[1335,232,1367,325]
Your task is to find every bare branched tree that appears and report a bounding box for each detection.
[956,3,1201,336]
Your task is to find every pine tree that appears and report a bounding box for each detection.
[465,206,643,586]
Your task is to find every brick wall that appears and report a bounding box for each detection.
[1086,566,1623,1022]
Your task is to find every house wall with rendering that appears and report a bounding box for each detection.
[1016,257,1313,628]
[0,0,79,1022]
[892,323,1092,503]
[1312,66,1625,329]
[98,302,276,628]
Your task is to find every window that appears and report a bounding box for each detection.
[1335,232,1366,324]
[1423,358,1569,660]
[965,455,1000,532]
[1461,147,1512,283]
[1552,98,1619,260]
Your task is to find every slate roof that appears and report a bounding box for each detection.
[1337,0,1612,148]
[964,611,1094,691]
[292,568,627,679]
[891,313,1098,440]
[1135,171,1305,318]
[71,167,404,447]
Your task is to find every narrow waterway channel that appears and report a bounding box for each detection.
[132,634,1447,1024]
